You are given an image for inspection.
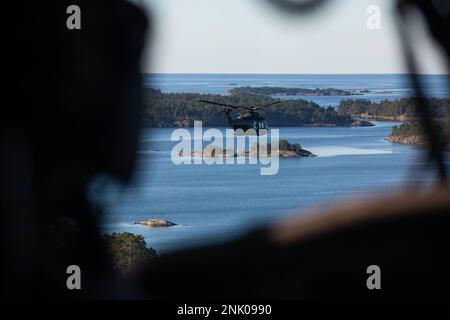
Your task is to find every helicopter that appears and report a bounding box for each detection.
[198,99,284,136]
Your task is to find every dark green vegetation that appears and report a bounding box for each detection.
[143,89,357,128]
[361,98,450,146]
[391,121,424,137]
[103,232,156,275]
[228,86,362,96]
[338,98,450,121]
[387,121,425,145]
[387,119,450,147]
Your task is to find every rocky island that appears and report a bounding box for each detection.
[133,219,178,227]
[179,140,316,158]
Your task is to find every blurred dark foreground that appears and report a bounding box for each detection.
[1,0,450,300]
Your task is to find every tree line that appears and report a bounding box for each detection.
[337,98,450,120]
[228,86,356,96]
[142,89,354,127]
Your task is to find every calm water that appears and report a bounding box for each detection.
[93,124,425,253]
[91,74,448,254]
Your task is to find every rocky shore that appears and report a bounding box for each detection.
[386,134,424,145]
[351,119,375,127]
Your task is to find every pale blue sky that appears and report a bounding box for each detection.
[134,0,446,74]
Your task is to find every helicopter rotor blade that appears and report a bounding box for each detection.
[245,101,285,111]
[261,100,284,108]
[198,100,241,109]
[199,99,283,112]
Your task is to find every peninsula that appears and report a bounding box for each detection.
[228,86,368,97]
[338,98,450,121]
[386,120,450,148]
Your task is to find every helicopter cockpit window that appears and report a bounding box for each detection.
[90,0,450,256]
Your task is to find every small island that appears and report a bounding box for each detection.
[133,219,178,227]
[179,140,316,158]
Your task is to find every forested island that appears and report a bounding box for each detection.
[228,86,368,97]
[143,89,372,128]
[386,121,425,145]
[336,97,450,147]
[338,98,450,121]
[387,119,450,148]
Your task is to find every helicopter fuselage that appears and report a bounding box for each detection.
[198,99,281,136]
[225,109,268,135]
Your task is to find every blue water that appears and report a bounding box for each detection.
[144,73,450,106]
[92,74,449,254]
[93,125,425,253]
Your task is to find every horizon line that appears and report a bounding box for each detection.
[143,72,450,76]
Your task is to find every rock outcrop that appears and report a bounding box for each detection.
[179,145,236,158]
[133,219,177,227]
[351,119,375,127]
[386,135,424,145]
[248,140,316,157]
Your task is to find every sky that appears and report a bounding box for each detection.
[134,0,447,74]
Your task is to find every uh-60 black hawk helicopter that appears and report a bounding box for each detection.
[198,99,284,136]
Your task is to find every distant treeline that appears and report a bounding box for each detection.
[337,98,450,121]
[390,118,450,138]
[228,86,362,97]
[142,89,355,128]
